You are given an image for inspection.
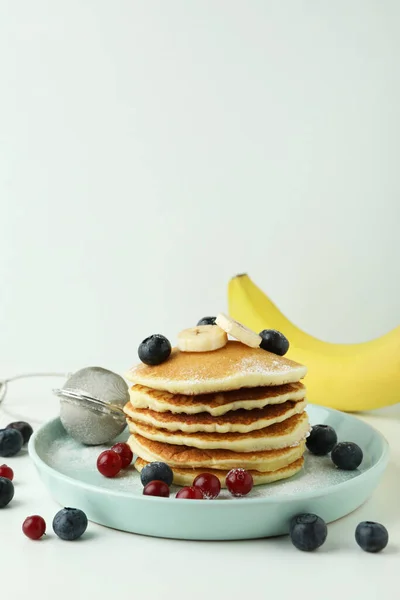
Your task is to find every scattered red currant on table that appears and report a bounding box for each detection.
[97,450,122,478]
[111,442,133,468]
[225,468,253,497]
[193,473,221,499]
[22,515,46,540]
[176,486,203,499]
[0,464,14,481]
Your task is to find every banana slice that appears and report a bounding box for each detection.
[177,325,228,352]
[216,313,262,348]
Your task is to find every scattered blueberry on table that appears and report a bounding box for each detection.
[355,521,389,553]
[0,476,14,508]
[6,421,33,445]
[53,507,88,541]
[289,513,328,551]
[0,428,24,457]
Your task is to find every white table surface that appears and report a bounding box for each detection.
[1,377,399,600]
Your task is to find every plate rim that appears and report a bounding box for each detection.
[28,404,390,506]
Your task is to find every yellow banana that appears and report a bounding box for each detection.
[228,273,400,412]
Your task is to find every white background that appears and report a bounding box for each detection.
[1,1,399,379]
[0,2,399,599]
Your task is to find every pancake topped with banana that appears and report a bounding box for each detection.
[125,313,309,495]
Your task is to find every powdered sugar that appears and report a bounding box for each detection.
[238,355,293,375]
[36,420,369,500]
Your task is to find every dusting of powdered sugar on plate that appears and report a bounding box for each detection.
[36,420,371,500]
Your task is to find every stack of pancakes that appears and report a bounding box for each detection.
[124,341,309,487]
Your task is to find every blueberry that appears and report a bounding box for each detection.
[197,316,216,326]
[306,424,338,456]
[138,334,171,366]
[290,513,327,551]
[140,461,173,487]
[0,476,14,508]
[52,507,88,540]
[355,521,389,553]
[259,329,289,356]
[0,428,24,457]
[331,442,363,470]
[6,421,33,445]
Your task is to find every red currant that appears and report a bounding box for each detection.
[193,473,221,499]
[97,450,122,478]
[0,464,14,481]
[143,480,170,497]
[176,486,204,500]
[22,515,46,540]
[111,442,133,468]
[225,468,253,497]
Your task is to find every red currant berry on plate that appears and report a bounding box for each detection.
[176,486,204,499]
[0,464,14,481]
[143,480,170,497]
[111,442,133,468]
[225,468,253,497]
[97,450,122,478]
[22,515,46,540]
[193,473,221,499]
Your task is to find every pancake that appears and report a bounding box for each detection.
[127,411,310,452]
[126,341,307,394]
[135,456,304,487]
[128,434,306,471]
[128,382,306,416]
[124,398,307,433]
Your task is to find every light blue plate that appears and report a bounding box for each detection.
[29,405,389,540]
